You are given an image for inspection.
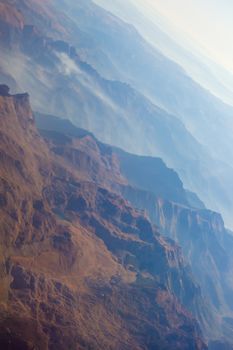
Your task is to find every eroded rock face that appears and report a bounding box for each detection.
[36,113,233,345]
[0,90,207,348]
[121,186,233,310]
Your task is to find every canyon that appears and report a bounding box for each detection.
[0,0,233,348]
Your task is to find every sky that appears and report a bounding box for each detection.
[134,0,233,74]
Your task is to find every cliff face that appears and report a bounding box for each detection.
[113,148,189,206]
[0,88,207,349]
[36,113,233,345]
[118,178,233,345]
[0,1,232,347]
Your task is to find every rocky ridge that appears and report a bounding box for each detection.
[0,87,207,349]
[36,112,233,346]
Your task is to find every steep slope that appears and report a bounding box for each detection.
[36,113,233,346]
[35,113,198,208]
[0,88,208,349]
[1,0,233,229]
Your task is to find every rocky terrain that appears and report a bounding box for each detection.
[0,0,233,349]
[0,87,209,349]
[36,112,233,347]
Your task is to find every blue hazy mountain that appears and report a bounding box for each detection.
[46,0,233,229]
[94,0,233,108]
[1,0,233,228]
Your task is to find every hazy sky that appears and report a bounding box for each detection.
[135,0,233,74]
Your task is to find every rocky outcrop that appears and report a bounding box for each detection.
[0,0,231,346]
[0,90,208,349]
[36,113,233,345]
[114,147,189,205]
[118,177,233,345]
[120,185,233,312]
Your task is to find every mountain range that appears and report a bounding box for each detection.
[0,0,233,349]
[1,0,233,229]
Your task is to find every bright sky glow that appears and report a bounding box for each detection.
[135,0,233,74]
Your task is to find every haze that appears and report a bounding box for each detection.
[135,0,233,75]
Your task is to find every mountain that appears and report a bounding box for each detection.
[1,0,233,230]
[1,1,233,347]
[36,113,233,346]
[53,0,233,228]
[0,86,209,349]
[61,0,233,166]
[36,113,205,210]
[94,0,233,108]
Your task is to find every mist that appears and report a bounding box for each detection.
[94,0,233,107]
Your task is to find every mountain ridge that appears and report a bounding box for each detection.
[1,0,233,347]
[0,86,208,349]
[36,112,233,345]
[1,0,233,228]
